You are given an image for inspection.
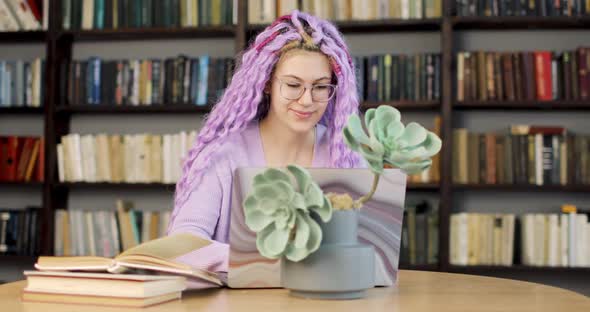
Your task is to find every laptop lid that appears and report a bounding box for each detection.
[228,168,407,288]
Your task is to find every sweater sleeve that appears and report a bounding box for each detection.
[167,159,229,289]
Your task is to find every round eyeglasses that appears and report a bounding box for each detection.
[275,78,337,103]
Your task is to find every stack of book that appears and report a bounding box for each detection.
[22,233,224,307]
[22,271,186,308]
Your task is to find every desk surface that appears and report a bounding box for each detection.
[1,270,588,311]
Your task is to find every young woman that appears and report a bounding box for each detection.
[168,11,364,287]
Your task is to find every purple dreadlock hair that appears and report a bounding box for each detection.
[171,11,362,227]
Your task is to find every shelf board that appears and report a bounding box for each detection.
[452,16,590,30]
[59,26,236,42]
[248,18,442,34]
[408,183,440,191]
[399,264,439,271]
[362,100,440,111]
[0,181,43,187]
[0,106,44,115]
[0,255,37,261]
[54,182,438,192]
[448,265,590,274]
[56,105,212,114]
[54,182,177,190]
[0,31,46,43]
[454,184,590,192]
[57,101,439,114]
[454,100,590,110]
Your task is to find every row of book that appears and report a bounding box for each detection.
[456,48,590,102]
[51,199,443,265]
[521,208,589,267]
[0,0,46,31]
[62,0,236,30]
[455,0,590,17]
[249,0,442,24]
[0,59,46,108]
[57,131,196,184]
[354,53,442,103]
[63,56,233,107]
[450,207,590,267]
[61,49,590,107]
[0,136,44,182]
[452,125,590,185]
[400,200,439,266]
[0,207,41,256]
[53,200,171,257]
[450,212,516,266]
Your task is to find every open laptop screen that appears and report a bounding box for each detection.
[228,168,407,289]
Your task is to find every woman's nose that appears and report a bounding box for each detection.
[298,87,314,106]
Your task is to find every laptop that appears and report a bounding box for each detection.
[227,168,407,288]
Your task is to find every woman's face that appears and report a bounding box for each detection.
[265,49,333,134]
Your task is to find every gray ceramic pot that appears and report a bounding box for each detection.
[281,209,375,300]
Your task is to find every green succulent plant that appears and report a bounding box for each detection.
[342,105,442,207]
[343,105,442,175]
[243,165,332,262]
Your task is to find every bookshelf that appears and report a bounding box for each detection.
[1,1,589,282]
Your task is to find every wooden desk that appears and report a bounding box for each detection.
[1,270,588,311]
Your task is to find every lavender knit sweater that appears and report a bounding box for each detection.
[168,121,332,288]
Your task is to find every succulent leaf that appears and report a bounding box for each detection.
[244,166,333,262]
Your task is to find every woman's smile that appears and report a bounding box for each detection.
[290,108,315,119]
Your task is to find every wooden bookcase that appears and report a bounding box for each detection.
[1,0,589,278]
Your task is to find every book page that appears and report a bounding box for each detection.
[35,256,113,271]
[113,260,222,285]
[114,233,221,285]
[116,232,211,260]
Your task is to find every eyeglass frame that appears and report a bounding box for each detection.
[273,77,338,103]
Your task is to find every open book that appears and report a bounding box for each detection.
[35,233,223,286]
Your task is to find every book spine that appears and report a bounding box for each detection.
[197,56,209,106]
[579,48,588,99]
